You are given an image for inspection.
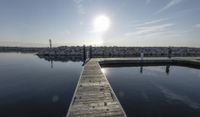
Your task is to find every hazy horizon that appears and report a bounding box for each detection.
[0,0,200,47]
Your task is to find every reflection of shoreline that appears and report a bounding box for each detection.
[0,47,45,53]
[37,55,83,62]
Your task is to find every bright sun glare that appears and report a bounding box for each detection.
[93,15,110,32]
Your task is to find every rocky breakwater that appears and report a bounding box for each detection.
[37,46,200,57]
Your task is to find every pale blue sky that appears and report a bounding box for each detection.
[0,0,200,47]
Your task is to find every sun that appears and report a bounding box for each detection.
[93,15,110,32]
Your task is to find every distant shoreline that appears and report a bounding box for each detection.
[1,46,200,57]
[0,45,200,48]
[0,46,46,53]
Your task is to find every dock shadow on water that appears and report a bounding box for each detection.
[103,65,200,117]
[0,53,82,117]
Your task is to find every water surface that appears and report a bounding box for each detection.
[0,53,82,117]
[103,66,200,117]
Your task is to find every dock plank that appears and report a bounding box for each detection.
[66,59,127,117]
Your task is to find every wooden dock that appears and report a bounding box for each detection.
[66,59,127,117]
[66,57,200,117]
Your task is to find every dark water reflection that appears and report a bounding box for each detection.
[103,66,200,117]
[0,53,82,117]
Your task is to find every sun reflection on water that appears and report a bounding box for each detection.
[101,68,107,74]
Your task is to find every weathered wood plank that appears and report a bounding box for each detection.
[66,59,127,117]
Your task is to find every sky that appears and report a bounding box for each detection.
[0,0,200,47]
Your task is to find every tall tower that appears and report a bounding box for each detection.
[49,39,52,48]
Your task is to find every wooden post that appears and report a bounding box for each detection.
[89,45,92,58]
[83,45,86,62]
[140,52,144,60]
[168,47,172,58]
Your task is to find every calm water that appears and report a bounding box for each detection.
[0,53,82,117]
[103,66,200,117]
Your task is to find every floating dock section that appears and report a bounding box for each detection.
[67,57,200,117]
[67,59,127,117]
